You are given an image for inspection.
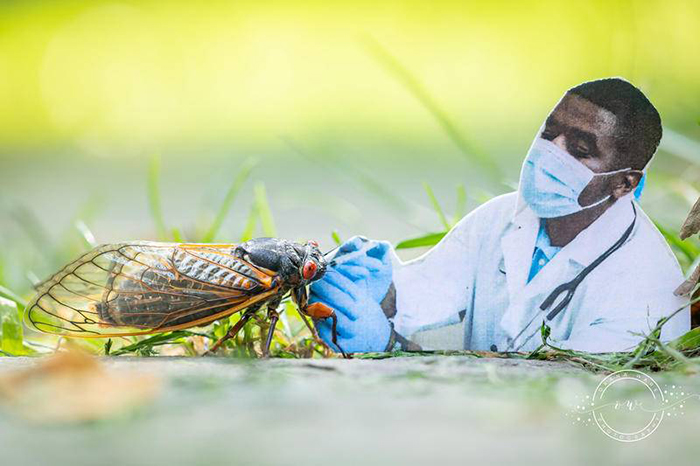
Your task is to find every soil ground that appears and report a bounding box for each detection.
[0,356,698,466]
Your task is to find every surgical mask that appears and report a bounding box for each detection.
[520,137,631,218]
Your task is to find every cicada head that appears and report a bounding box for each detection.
[235,238,327,286]
[299,240,327,285]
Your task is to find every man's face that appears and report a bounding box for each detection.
[540,93,637,207]
[541,93,620,173]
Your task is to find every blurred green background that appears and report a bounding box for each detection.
[1,0,700,295]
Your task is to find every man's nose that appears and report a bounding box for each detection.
[551,134,568,152]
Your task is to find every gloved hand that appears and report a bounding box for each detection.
[310,236,393,353]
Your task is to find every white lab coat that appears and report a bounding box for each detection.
[390,192,690,353]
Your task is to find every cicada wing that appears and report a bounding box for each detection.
[25,242,280,337]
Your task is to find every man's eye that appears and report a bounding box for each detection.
[542,130,555,140]
[572,146,590,158]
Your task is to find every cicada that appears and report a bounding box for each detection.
[24,238,345,357]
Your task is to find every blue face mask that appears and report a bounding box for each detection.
[520,138,632,218]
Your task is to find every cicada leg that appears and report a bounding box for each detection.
[296,310,329,356]
[262,309,279,358]
[304,302,349,359]
[205,304,260,355]
[292,287,350,359]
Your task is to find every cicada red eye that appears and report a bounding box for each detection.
[302,261,318,280]
[308,240,319,248]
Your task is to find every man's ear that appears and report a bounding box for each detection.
[611,171,643,199]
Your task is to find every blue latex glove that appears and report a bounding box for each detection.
[310,236,393,353]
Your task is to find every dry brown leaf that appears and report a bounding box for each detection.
[680,196,700,240]
[675,262,700,296]
[0,350,160,423]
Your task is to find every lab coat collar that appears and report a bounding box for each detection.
[500,193,638,346]
[511,193,636,266]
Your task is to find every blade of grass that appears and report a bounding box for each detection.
[331,230,342,246]
[0,285,27,310]
[74,220,97,248]
[396,231,447,249]
[254,183,277,237]
[148,154,168,240]
[109,330,212,356]
[11,204,54,260]
[363,36,500,176]
[202,158,257,242]
[239,202,258,242]
[252,183,293,336]
[0,297,23,355]
[171,227,184,242]
[423,182,450,230]
[660,129,700,166]
[654,220,700,264]
[282,136,415,218]
[453,184,467,225]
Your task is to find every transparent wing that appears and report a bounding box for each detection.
[25,242,280,337]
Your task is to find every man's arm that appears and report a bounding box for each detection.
[310,209,479,352]
[387,215,476,339]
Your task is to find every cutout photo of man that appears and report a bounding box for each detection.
[310,78,690,354]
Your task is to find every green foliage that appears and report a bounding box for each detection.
[655,220,700,267]
[452,184,467,226]
[0,297,24,356]
[331,230,342,246]
[108,331,213,357]
[254,183,277,237]
[202,158,256,242]
[396,232,447,250]
[422,182,450,230]
[395,182,467,249]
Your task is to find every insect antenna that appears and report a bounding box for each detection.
[323,246,340,260]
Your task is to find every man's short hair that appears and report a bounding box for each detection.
[567,78,662,170]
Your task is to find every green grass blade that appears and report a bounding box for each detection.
[110,330,209,356]
[452,184,467,225]
[202,158,257,242]
[282,136,413,216]
[74,220,97,248]
[11,204,54,260]
[171,227,184,242]
[331,230,342,246]
[254,183,277,237]
[239,203,258,242]
[0,297,24,355]
[654,220,699,265]
[148,154,168,240]
[0,285,27,310]
[396,231,447,249]
[423,182,450,230]
[364,36,500,176]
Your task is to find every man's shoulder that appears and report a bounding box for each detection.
[450,192,517,236]
[464,191,518,221]
[626,203,684,278]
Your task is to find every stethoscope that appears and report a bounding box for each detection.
[506,202,638,352]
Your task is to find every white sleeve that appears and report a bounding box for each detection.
[391,215,477,337]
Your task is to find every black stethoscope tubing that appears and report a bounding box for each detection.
[508,202,638,351]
